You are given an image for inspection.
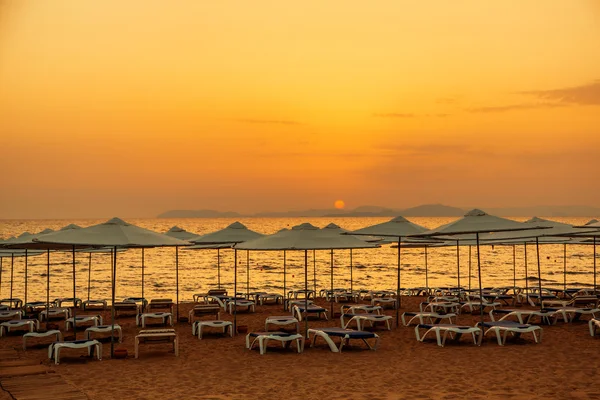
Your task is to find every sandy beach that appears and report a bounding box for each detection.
[1,296,599,399]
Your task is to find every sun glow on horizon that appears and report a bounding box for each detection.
[334,200,346,210]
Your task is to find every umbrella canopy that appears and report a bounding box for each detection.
[165,226,199,241]
[349,216,428,237]
[575,220,600,229]
[479,216,595,241]
[190,222,263,244]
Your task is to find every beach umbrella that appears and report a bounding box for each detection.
[34,217,189,357]
[561,222,600,294]
[411,209,549,322]
[165,226,199,241]
[235,223,380,336]
[189,222,263,291]
[349,216,428,325]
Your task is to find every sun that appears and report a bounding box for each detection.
[334,200,345,209]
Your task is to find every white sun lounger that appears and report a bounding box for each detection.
[401,312,457,326]
[85,324,123,343]
[23,330,63,350]
[245,331,304,355]
[478,321,543,346]
[54,297,83,308]
[192,320,233,339]
[371,298,397,309]
[307,328,380,352]
[265,316,299,332]
[341,313,392,331]
[38,307,71,322]
[420,301,461,314]
[340,305,383,315]
[227,300,256,314]
[65,315,103,331]
[48,339,102,365]
[489,309,557,325]
[415,324,482,347]
[543,307,600,323]
[0,310,22,321]
[257,293,283,305]
[0,319,40,336]
[82,299,107,311]
[589,318,600,336]
[136,312,173,328]
[135,329,178,358]
[292,305,328,322]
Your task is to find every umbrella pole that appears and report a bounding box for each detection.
[176,246,179,321]
[330,250,334,318]
[246,251,249,298]
[24,250,28,310]
[283,250,286,311]
[0,257,2,297]
[350,249,353,294]
[512,245,516,295]
[456,240,460,294]
[110,246,117,358]
[141,248,145,302]
[424,246,429,290]
[468,246,472,291]
[217,249,221,289]
[304,249,308,338]
[10,253,14,302]
[396,236,402,327]
[87,252,92,302]
[313,250,316,296]
[594,237,597,295]
[72,246,77,339]
[46,249,50,330]
[476,233,484,324]
[233,249,238,334]
[563,243,567,292]
[524,244,529,304]
[536,237,543,311]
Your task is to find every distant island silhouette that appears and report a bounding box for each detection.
[157,204,600,218]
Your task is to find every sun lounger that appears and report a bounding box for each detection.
[0,319,39,336]
[287,289,315,300]
[284,299,314,311]
[589,318,600,336]
[54,297,82,308]
[340,305,383,315]
[65,315,103,331]
[85,324,123,343]
[23,330,63,350]
[122,297,148,308]
[245,331,304,355]
[113,301,141,317]
[415,324,482,347]
[82,299,107,311]
[489,309,557,325]
[307,328,380,352]
[477,321,543,346]
[24,301,48,314]
[205,295,246,310]
[341,313,392,331]
[193,289,228,303]
[257,293,284,305]
[136,312,173,328]
[48,339,102,364]
[420,301,461,314]
[146,299,175,314]
[371,297,398,309]
[38,307,70,322]
[227,300,256,314]
[192,320,233,339]
[401,312,457,326]
[135,329,178,358]
[0,298,23,309]
[0,310,22,321]
[292,305,328,322]
[460,295,501,313]
[188,304,221,323]
[542,307,600,323]
[265,316,299,332]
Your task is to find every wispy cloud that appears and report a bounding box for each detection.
[520,80,600,105]
[466,103,567,113]
[435,97,458,105]
[232,118,303,125]
[373,113,415,118]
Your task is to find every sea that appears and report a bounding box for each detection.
[0,217,597,303]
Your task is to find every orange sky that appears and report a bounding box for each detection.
[1,0,599,218]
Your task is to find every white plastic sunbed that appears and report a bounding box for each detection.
[341,313,392,331]
[307,328,380,352]
[477,321,543,346]
[589,318,600,337]
[48,339,102,365]
[414,324,482,347]
[245,331,304,355]
[401,311,456,326]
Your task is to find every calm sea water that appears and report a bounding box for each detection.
[0,217,597,303]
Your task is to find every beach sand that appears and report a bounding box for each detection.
[1,296,599,399]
